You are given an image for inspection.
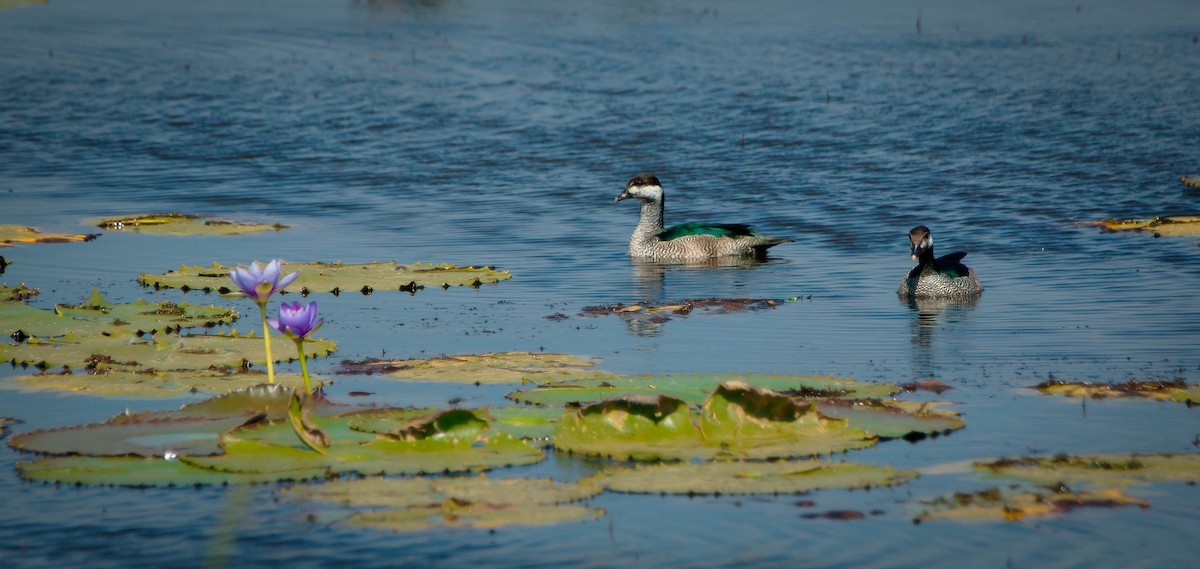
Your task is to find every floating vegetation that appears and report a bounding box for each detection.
[139,261,511,294]
[1,329,336,372]
[5,368,311,397]
[0,288,237,340]
[553,382,876,461]
[1035,378,1200,405]
[93,213,286,236]
[815,399,963,441]
[1081,215,1200,237]
[336,352,616,385]
[585,459,916,495]
[0,417,16,438]
[0,284,37,302]
[915,486,1149,523]
[1181,174,1200,189]
[0,224,98,247]
[976,453,1200,487]
[285,476,603,532]
[580,298,784,324]
[14,388,545,486]
[509,372,898,407]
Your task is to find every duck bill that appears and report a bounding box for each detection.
[614,190,633,202]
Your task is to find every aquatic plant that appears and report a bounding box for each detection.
[143,261,511,295]
[269,301,324,394]
[94,213,286,235]
[229,260,298,384]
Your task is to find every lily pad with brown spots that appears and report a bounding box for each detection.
[1035,378,1200,405]
[976,453,1200,487]
[93,213,286,236]
[586,459,916,495]
[336,352,615,385]
[915,486,1149,523]
[0,225,99,248]
[139,261,511,295]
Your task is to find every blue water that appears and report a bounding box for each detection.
[2,0,1199,567]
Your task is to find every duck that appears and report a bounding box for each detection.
[614,173,792,261]
[898,225,982,298]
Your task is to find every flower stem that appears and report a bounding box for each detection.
[258,304,276,384]
[294,338,312,394]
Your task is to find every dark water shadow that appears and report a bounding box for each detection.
[904,295,979,381]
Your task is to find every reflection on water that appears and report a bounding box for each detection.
[628,257,774,302]
[905,295,979,381]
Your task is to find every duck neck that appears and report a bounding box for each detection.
[631,198,666,246]
[916,248,936,270]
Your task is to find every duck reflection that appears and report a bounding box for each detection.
[905,295,978,381]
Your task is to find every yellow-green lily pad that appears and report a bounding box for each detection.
[336,352,615,384]
[1035,378,1200,405]
[0,284,38,302]
[0,288,238,340]
[16,455,296,486]
[139,261,511,294]
[285,475,601,508]
[509,373,897,407]
[0,329,335,371]
[553,382,876,461]
[4,368,312,397]
[586,459,916,495]
[976,453,1200,487]
[816,399,965,440]
[0,224,98,248]
[93,213,286,236]
[1082,215,1200,237]
[344,502,602,533]
[915,486,1149,523]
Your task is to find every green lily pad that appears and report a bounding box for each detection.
[93,213,286,236]
[344,502,603,533]
[0,289,238,340]
[0,224,98,247]
[337,352,615,384]
[16,455,295,486]
[1082,215,1200,237]
[285,475,601,508]
[586,459,916,495]
[976,453,1200,487]
[139,261,511,294]
[1035,378,1200,405]
[4,368,312,397]
[0,329,336,371]
[486,406,561,441]
[915,486,1149,523]
[509,373,897,407]
[815,399,964,440]
[553,383,876,461]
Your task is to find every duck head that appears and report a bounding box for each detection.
[908,225,933,262]
[615,173,663,203]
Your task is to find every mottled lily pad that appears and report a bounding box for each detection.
[4,368,311,397]
[1082,215,1200,237]
[1180,175,1200,189]
[94,213,286,236]
[553,383,876,461]
[580,298,784,323]
[915,487,1149,523]
[0,288,238,340]
[0,329,335,371]
[0,284,38,302]
[16,455,293,486]
[343,502,602,533]
[1035,378,1200,405]
[285,475,601,508]
[976,453,1200,487]
[509,373,897,407]
[816,399,964,440]
[586,459,916,495]
[336,352,615,384]
[139,261,511,294]
[0,224,98,247]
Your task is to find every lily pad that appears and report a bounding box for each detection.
[580,298,784,323]
[1082,215,1200,237]
[1035,378,1200,405]
[4,368,312,397]
[93,213,286,236]
[0,329,336,371]
[0,284,38,302]
[336,352,615,385]
[1181,175,1200,189]
[586,459,916,495]
[816,399,964,440]
[285,475,601,508]
[0,289,238,340]
[509,373,897,407]
[343,502,602,533]
[16,455,293,486]
[139,261,511,294]
[976,453,1200,487]
[915,486,1149,523]
[553,383,876,461]
[0,224,99,248]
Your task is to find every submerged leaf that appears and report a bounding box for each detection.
[915,486,1149,523]
[139,261,511,294]
[337,352,613,384]
[93,213,285,236]
[587,460,916,495]
[976,453,1200,487]
[0,224,98,248]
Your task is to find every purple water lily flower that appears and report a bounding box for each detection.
[269,301,324,340]
[229,259,299,305]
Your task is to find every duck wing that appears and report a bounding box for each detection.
[657,222,755,241]
[932,251,971,278]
